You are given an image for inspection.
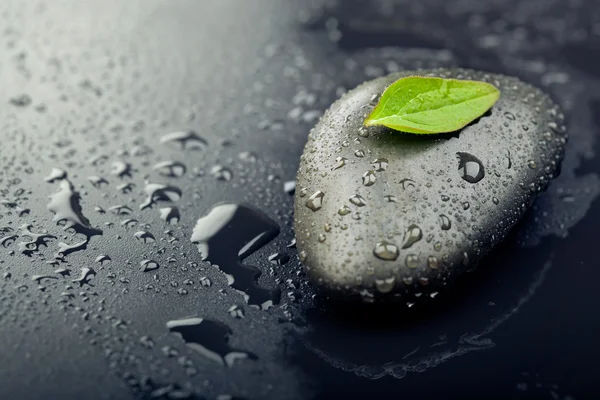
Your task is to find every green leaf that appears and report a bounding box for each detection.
[364,76,500,134]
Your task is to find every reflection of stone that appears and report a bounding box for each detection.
[300,260,552,380]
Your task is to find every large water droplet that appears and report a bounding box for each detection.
[140,260,160,272]
[306,191,325,211]
[190,203,280,308]
[402,224,422,249]
[456,152,485,183]
[47,180,102,238]
[373,241,399,261]
[362,171,376,186]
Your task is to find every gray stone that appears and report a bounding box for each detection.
[294,68,566,303]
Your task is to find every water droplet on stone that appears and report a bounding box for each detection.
[427,256,440,269]
[306,191,325,211]
[439,215,451,230]
[371,158,389,171]
[362,171,376,186]
[405,254,419,268]
[375,277,395,293]
[332,157,347,170]
[402,224,423,249]
[354,149,365,158]
[332,204,349,216]
[373,241,399,261]
[456,152,485,183]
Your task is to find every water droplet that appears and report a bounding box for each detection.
[318,234,327,243]
[111,161,133,178]
[306,191,325,211]
[362,171,376,186]
[354,149,365,158]
[384,195,397,203]
[47,180,102,238]
[108,204,132,215]
[348,194,366,207]
[190,203,280,308]
[17,224,56,255]
[332,157,347,170]
[405,254,419,268]
[210,165,233,181]
[153,161,187,177]
[439,215,451,230]
[88,176,109,188]
[371,158,389,171]
[116,182,135,194]
[375,277,395,293]
[72,267,96,286]
[358,127,370,138]
[400,178,416,190]
[427,256,440,269]
[268,253,290,265]
[95,254,111,264]
[462,201,470,210]
[228,305,245,319]
[338,205,351,216]
[140,260,160,272]
[503,149,512,169]
[166,317,256,367]
[44,168,67,183]
[504,111,516,120]
[140,183,182,210]
[527,160,537,169]
[160,131,208,150]
[402,224,422,249]
[373,241,399,261]
[456,152,485,183]
[160,207,180,224]
[134,230,155,243]
[492,197,499,205]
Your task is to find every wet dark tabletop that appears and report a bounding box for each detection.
[0,0,599,399]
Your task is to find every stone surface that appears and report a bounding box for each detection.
[294,68,566,303]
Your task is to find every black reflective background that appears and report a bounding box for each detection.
[0,1,599,399]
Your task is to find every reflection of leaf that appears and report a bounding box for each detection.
[364,76,500,134]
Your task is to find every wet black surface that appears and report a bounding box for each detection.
[0,0,599,399]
